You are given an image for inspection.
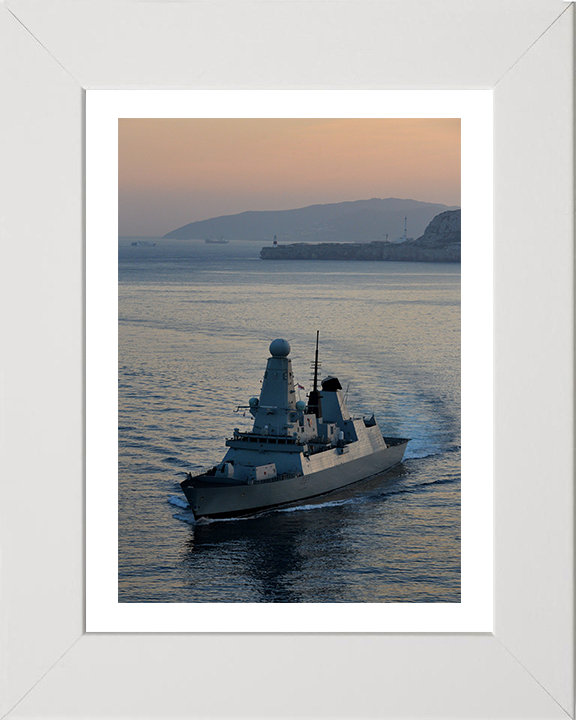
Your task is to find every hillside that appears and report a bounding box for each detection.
[163,198,459,242]
[260,209,461,263]
[413,208,461,247]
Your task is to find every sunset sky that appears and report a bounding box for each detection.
[118,118,460,237]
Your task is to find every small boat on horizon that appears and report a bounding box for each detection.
[205,237,229,244]
[181,333,409,519]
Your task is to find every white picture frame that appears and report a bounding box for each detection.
[87,89,493,634]
[1,1,573,718]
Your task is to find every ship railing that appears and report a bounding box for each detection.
[189,465,217,479]
[228,431,299,446]
[253,471,302,485]
[277,471,301,481]
[188,465,303,485]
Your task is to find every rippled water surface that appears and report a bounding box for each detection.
[119,238,460,602]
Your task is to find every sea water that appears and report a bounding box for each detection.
[118,238,460,603]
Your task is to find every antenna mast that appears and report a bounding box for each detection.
[308,330,322,418]
[313,330,319,392]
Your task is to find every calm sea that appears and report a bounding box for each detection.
[118,238,460,603]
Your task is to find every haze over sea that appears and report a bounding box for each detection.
[119,238,460,603]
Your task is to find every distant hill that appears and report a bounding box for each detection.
[260,209,461,263]
[163,198,460,243]
[413,208,460,248]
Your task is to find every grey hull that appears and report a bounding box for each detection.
[182,438,408,519]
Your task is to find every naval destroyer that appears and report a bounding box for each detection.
[181,334,409,519]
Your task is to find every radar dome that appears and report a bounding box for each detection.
[296,400,307,411]
[249,397,259,407]
[269,338,290,357]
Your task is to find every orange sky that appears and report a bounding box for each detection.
[118,118,460,237]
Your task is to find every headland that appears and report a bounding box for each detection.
[260,209,461,263]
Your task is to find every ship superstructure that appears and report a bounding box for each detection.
[181,335,408,518]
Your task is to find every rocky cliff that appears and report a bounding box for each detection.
[413,209,460,247]
[260,209,461,262]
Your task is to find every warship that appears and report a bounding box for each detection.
[181,334,409,519]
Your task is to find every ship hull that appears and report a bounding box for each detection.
[181,437,408,519]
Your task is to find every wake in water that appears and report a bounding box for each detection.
[173,512,196,524]
[169,496,196,524]
[168,495,189,509]
[168,492,361,525]
[274,496,363,514]
[404,447,442,460]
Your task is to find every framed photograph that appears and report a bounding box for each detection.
[87,91,492,633]
[1,1,573,718]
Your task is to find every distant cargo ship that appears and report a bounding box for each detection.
[205,237,229,244]
[131,240,156,247]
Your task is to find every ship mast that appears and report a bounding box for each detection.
[308,330,322,417]
[313,330,319,393]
